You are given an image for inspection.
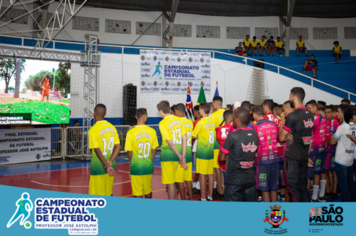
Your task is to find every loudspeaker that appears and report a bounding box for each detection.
[123,84,137,125]
[253,59,265,69]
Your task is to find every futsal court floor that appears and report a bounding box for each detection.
[0,154,199,199]
[0,154,343,202]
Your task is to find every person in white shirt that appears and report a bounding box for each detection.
[329,104,356,202]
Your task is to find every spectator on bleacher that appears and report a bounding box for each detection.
[234,42,245,56]
[273,37,285,57]
[226,104,233,111]
[332,41,342,64]
[267,36,275,57]
[249,36,258,56]
[257,35,268,56]
[243,35,251,56]
[296,36,308,57]
[341,99,351,105]
[302,55,318,78]
[72,120,82,149]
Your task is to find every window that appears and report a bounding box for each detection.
[136,21,161,36]
[226,27,250,39]
[173,24,191,37]
[344,27,356,39]
[0,7,28,24]
[313,27,337,39]
[106,19,131,34]
[255,27,279,39]
[290,27,308,40]
[196,25,220,38]
[72,16,99,32]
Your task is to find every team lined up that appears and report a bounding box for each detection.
[86,91,356,202]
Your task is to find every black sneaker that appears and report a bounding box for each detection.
[213,192,224,200]
[192,188,201,195]
[213,188,217,195]
[332,194,339,201]
[325,193,333,200]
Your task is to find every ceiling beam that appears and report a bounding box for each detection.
[170,0,180,22]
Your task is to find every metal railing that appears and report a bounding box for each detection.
[64,125,131,159]
[1,34,355,100]
[51,127,64,159]
[48,125,162,160]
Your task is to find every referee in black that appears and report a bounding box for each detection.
[279,87,314,202]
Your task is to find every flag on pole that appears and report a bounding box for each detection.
[196,86,207,105]
[185,87,194,121]
[214,81,219,98]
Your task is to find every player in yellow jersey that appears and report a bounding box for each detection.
[88,104,121,196]
[125,108,158,198]
[332,41,342,63]
[193,102,216,201]
[211,96,225,199]
[257,35,269,56]
[296,35,308,57]
[243,35,251,56]
[174,103,194,200]
[273,36,285,57]
[157,100,187,200]
[249,36,258,56]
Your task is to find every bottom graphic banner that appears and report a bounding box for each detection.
[0,185,354,236]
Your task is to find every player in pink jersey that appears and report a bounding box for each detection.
[324,106,339,200]
[306,100,328,202]
[215,110,233,200]
[278,101,295,202]
[253,105,279,202]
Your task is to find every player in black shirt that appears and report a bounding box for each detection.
[220,107,259,202]
[279,87,314,202]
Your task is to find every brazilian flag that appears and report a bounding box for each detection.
[196,86,206,105]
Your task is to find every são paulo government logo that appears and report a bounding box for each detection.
[189,57,193,62]
[140,55,145,60]
[154,81,157,86]
[165,56,169,61]
[200,81,204,87]
[177,57,181,62]
[153,56,157,61]
[200,58,204,63]
[188,82,193,87]
[263,205,289,235]
[177,82,181,86]
[141,81,146,86]
[165,81,169,86]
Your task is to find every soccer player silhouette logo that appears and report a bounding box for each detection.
[7,192,33,229]
[151,62,162,78]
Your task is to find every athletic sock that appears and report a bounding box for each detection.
[312,185,319,200]
[319,180,327,198]
[193,182,196,188]
[214,181,217,188]
[196,181,201,190]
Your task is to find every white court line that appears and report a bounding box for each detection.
[0,162,131,177]
[31,180,131,188]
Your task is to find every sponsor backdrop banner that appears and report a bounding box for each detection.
[140,50,211,93]
[0,128,51,165]
[0,185,354,236]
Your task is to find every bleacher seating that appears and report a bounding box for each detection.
[240,49,356,102]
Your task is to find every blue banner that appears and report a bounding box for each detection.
[0,184,354,236]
